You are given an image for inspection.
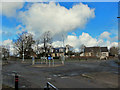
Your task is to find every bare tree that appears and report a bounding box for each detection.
[35,39,40,54]
[13,32,35,58]
[40,31,52,56]
[79,44,86,53]
[2,46,9,60]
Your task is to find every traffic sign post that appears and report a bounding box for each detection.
[61,55,65,65]
[48,56,51,67]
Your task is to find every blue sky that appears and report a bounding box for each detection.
[67,2,118,38]
[1,2,118,48]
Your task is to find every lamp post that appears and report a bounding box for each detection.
[22,33,26,62]
[117,17,120,60]
[22,41,24,62]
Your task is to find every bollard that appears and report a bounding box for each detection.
[61,55,65,65]
[15,73,18,90]
[32,56,35,65]
[53,59,54,67]
[49,60,50,67]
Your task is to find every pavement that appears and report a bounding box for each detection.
[2,59,119,88]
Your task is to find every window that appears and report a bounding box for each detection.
[102,53,106,56]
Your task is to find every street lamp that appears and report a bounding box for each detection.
[22,42,24,62]
[117,17,120,60]
[22,34,26,62]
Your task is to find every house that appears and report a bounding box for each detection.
[80,52,84,56]
[37,44,73,58]
[46,45,73,58]
[84,46,109,59]
[84,47,101,57]
[65,45,73,53]
[51,47,65,57]
[100,47,109,57]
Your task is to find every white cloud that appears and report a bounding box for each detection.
[111,36,118,42]
[110,42,118,48]
[16,24,26,34]
[1,2,24,17]
[99,31,111,40]
[18,2,95,38]
[16,25,22,30]
[79,32,97,47]
[2,39,12,46]
[2,39,15,55]
[65,35,79,48]
[51,32,99,48]
[50,32,118,51]
[52,41,63,47]
[72,32,76,36]
[1,31,118,54]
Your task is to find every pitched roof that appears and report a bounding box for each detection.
[84,47,101,52]
[84,47,108,52]
[100,47,108,52]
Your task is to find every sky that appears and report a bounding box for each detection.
[0,2,118,53]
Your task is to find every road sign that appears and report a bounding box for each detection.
[48,56,51,60]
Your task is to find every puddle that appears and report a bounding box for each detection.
[61,76,69,79]
[21,86,26,88]
[70,73,78,76]
[53,75,57,77]
[58,74,61,77]
[47,78,52,80]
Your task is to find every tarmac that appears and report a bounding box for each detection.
[2,59,119,88]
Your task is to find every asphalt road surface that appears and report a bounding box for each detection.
[2,59,119,88]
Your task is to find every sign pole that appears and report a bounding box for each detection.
[53,59,54,67]
[49,60,50,67]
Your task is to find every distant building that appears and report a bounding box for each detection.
[51,47,65,57]
[100,47,109,57]
[84,46,109,59]
[80,52,84,56]
[37,44,73,58]
[84,47,101,57]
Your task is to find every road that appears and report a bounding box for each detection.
[2,59,119,88]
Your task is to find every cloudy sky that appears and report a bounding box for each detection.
[0,2,118,52]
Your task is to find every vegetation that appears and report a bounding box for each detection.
[13,32,35,58]
[1,46,9,60]
[109,46,118,56]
